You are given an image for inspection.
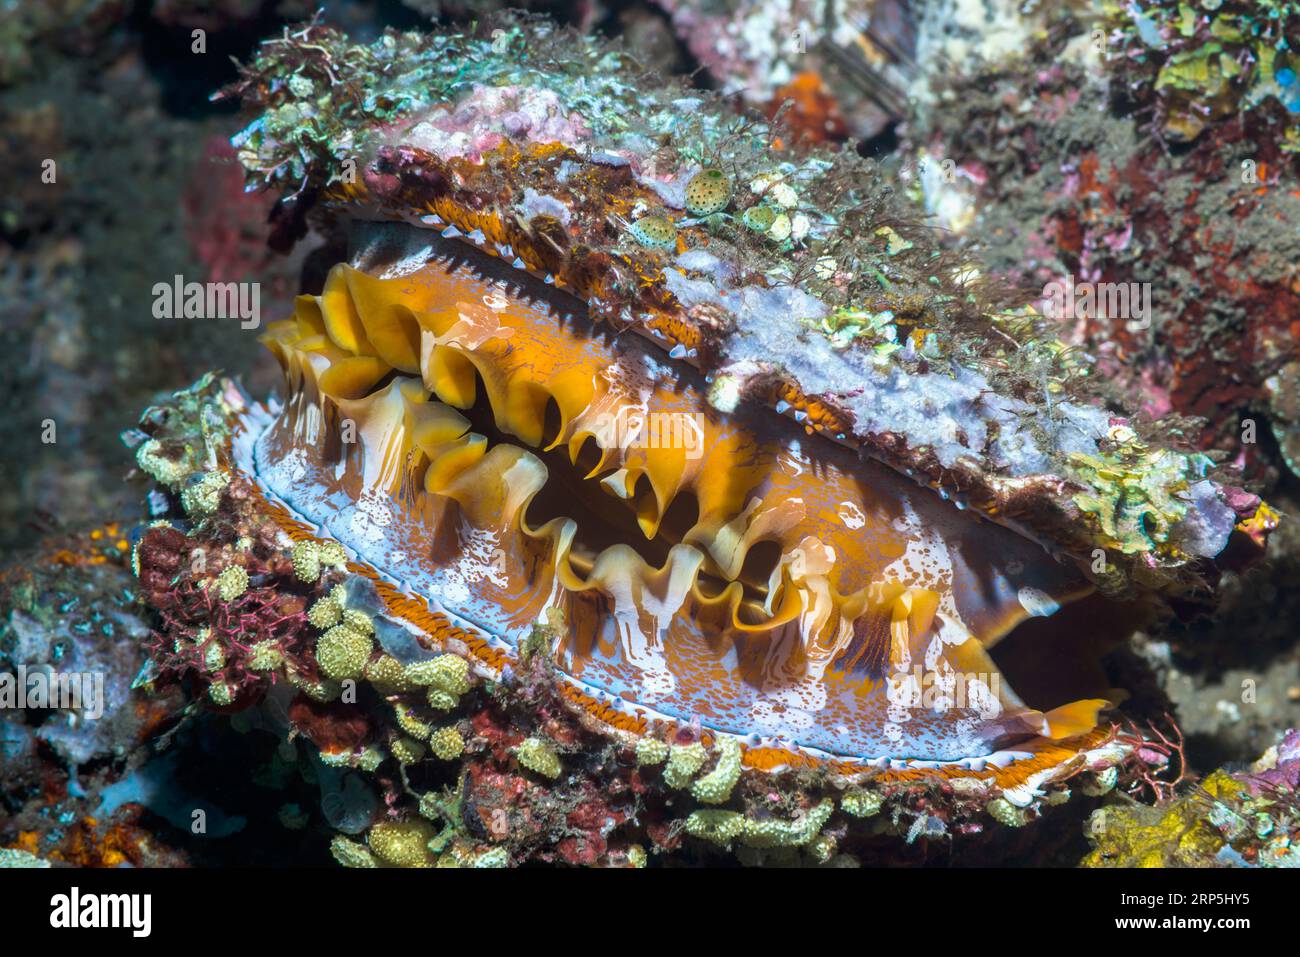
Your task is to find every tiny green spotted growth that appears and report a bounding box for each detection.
[741,204,776,232]
[685,169,731,215]
[629,214,677,250]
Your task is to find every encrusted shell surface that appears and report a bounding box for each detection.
[206,15,1275,788]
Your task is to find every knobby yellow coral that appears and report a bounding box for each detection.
[690,738,742,804]
[292,540,321,582]
[367,820,435,867]
[515,736,562,779]
[684,799,835,849]
[429,726,464,760]
[215,565,248,602]
[839,790,883,818]
[635,737,669,766]
[316,625,374,680]
[663,742,707,789]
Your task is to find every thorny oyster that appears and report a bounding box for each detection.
[130,16,1277,864]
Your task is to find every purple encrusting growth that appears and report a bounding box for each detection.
[1248,729,1300,795]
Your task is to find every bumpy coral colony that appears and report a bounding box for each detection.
[130,17,1276,864]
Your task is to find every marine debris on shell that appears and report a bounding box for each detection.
[112,14,1281,867]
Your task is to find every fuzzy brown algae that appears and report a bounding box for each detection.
[134,17,1276,823]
